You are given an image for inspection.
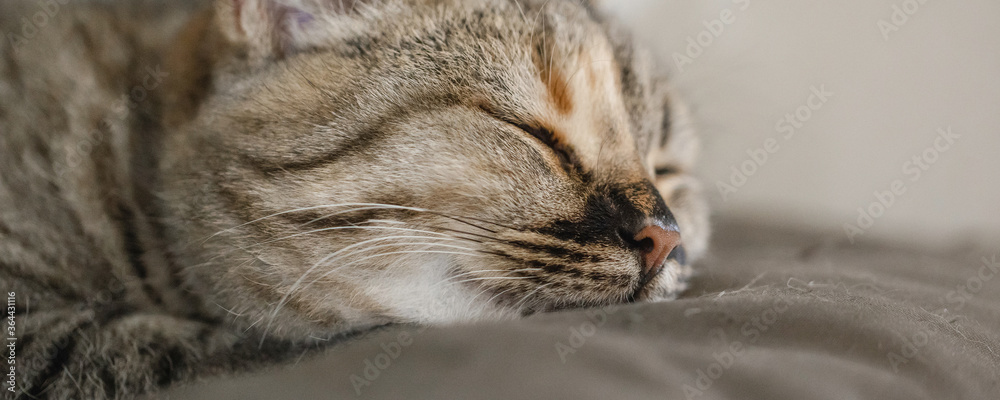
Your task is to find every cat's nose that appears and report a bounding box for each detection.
[632,225,681,278]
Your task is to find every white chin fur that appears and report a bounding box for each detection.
[362,255,521,325]
[643,260,692,302]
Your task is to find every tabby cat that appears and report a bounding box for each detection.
[0,0,709,398]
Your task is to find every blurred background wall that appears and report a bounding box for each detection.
[603,0,1000,250]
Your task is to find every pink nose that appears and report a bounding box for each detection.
[633,225,682,277]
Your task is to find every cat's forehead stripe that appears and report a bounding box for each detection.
[533,33,635,178]
[534,41,619,118]
[540,62,574,115]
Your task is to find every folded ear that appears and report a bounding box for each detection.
[215,0,363,62]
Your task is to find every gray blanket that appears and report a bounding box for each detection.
[164,219,1000,399]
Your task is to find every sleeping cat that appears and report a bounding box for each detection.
[0,0,709,398]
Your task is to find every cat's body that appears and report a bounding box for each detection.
[0,1,271,398]
[0,0,708,398]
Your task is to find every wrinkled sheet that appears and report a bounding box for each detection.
[163,219,1000,399]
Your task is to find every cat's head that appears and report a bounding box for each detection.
[161,0,709,339]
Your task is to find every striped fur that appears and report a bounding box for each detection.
[0,0,708,398]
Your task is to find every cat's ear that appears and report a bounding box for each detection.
[214,0,365,62]
[580,0,603,11]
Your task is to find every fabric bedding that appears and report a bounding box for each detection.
[164,218,1000,399]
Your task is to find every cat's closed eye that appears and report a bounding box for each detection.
[478,105,581,175]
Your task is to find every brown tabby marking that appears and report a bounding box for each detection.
[536,54,575,115]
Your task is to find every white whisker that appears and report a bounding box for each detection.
[296,206,412,227]
[307,249,485,286]
[260,233,460,344]
[260,234,486,343]
[434,268,543,287]
[249,224,456,247]
[450,276,537,285]
[367,219,407,225]
[243,315,265,334]
[482,285,521,307]
[514,283,554,311]
[337,241,482,262]
[206,203,429,242]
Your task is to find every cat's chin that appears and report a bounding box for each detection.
[440,263,693,321]
[249,256,692,342]
[633,261,693,303]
